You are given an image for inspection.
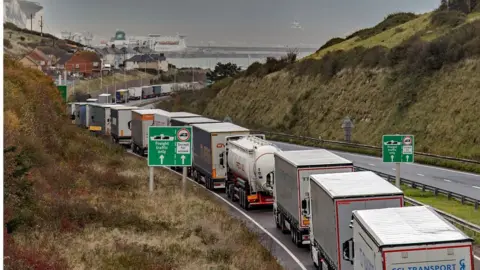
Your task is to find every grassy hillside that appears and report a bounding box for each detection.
[70,70,154,98]
[4,57,282,269]
[157,9,480,163]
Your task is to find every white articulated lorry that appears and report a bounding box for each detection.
[224,135,282,210]
[308,171,405,270]
[273,149,354,247]
[343,206,475,270]
[191,122,250,190]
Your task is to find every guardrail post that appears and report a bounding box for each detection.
[434,188,438,196]
[412,182,416,189]
[461,196,465,205]
[475,201,478,210]
[447,192,452,200]
[421,185,426,192]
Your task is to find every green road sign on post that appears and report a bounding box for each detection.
[382,135,415,163]
[57,85,67,102]
[148,126,193,167]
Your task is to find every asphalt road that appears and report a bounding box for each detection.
[128,102,480,269]
[272,141,480,201]
[127,150,479,270]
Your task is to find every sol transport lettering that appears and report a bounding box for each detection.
[392,259,466,270]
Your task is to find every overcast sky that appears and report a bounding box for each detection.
[36,0,439,47]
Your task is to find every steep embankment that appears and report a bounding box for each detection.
[4,57,282,269]
[161,10,480,160]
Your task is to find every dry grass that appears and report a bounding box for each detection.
[198,59,480,160]
[309,11,480,60]
[3,28,53,57]
[71,71,154,97]
[3,56,282,270]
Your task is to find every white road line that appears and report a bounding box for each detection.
[473,186,480,190]
[475,254,480,261]
[127,151,307,270]
[417,174,424,177]
[444,179,452,183]
[279,142,480,178]
[368,164,375,166]
[392,168,396,171]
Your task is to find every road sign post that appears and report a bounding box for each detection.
[148,126,193,192]
[382,135,415,188]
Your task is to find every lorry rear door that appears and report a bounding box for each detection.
[383,244,473,270]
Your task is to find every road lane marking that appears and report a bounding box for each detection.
[473,186,480,190]
[127,151,308,270]
[392,168,396,171]
[417,174,424,177]
[444,179,452,182]
[368,164,375,166]
[283,143,480,178]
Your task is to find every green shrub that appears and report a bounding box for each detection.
[318,37,346,51]
[347,12,418,40]
[431,10,467,28]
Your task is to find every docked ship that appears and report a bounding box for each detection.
[104,30,187,52]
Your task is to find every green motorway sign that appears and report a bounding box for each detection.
[148,126,193,167]
[382,135,414,163]
[57,85,67,102]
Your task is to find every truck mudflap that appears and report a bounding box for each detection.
[247,193,274,206]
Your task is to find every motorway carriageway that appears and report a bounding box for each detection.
[126,150,480,270]
[272,141,480,201]
[126,101,480,269]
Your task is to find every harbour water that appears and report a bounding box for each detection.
[166,50,315,70]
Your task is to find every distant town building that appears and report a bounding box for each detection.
[19,48,50,71]
[97,45,137,69]
[65,51,101,77]
[125,54,168,72]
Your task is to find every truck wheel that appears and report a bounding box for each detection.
[296,232,303,248]
[275,213,281,229]
[226,183,231,198]
[280,214,289,234]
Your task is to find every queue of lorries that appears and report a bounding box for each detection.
[115,84,168,103]
[67,103,476,270]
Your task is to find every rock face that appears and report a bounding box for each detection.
[4,0,43,30]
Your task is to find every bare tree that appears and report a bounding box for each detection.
[285,47,299,64]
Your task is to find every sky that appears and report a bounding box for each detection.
[35,0,440,47]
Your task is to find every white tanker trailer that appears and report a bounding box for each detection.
[224,135,282,210]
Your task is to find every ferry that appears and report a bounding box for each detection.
[103,30,187,52]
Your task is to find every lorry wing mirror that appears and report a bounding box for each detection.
[342,238,354,263]
[127,121,131,130]
[301,199,307,210]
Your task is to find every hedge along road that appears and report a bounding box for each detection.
[271,141,480,201]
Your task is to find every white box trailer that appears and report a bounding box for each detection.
[309,171,404,270]
[111,106,138,145]
[89,104,124,135]
[191,122,250,190]
[273,149,354,247]
[128,87,142,100]
[131,109,166,156]
[154,111,200,127]
[98,93,112,104]
[170,117,220,127]
[347,206,474,270]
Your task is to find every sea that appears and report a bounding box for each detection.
[164,46,317,70]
